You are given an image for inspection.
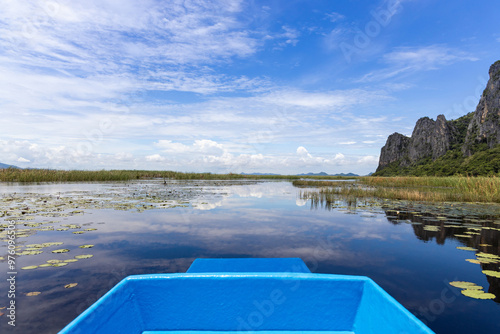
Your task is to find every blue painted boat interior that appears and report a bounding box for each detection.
[187,257,311,273]
[59,258,434,334]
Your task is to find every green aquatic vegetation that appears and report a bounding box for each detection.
[299,176,500,203]
[0,168,354,182]
[79,245,94,249]
[75,254,93,259]
[72,231,85,234]
[64,283,78,288]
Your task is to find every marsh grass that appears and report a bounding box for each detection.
[0,168,353,183]
[296,176,500,203]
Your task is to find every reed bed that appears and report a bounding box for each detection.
[296,176,500,203]
[0,168,353,182]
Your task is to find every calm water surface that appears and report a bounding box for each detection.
[0,180,499,333]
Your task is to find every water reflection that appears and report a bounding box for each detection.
[0,180,499,334]
[302,191,500,305]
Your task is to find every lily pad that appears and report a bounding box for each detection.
[52,262,68,267]
[64,283,78,289]
[75,254,93,259]
[456,246,477,251]
[477,253,500,260]
[52,249,70,253]
[465,259,481,264]
[16,250,43,256]
[46,259,62,264]
[79,244,94,249]
[63,259,78,263]
[461,289,496,299]
[21,265,38,270]
[449,281,479,289]
[42,242,64,247]
[482,270,500,278]
[26,292,41,296]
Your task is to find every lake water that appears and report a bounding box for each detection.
[1,180,499,334]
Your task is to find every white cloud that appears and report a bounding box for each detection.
[145,154,165,162]
[17,157,31,163]
[360,45,478,82]
[325,12,345,23]
[259,88,390,110]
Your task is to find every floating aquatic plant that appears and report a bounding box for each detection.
[26,292,41,296]
[449,281,478,289]
[482,270,500,278]
[456,246,477,251]
[75,254,93,259]
[64,283,78,289]
[461,289,496,299]
[79,245,94,249]
[52,249,70,253]
[52,262,68,267]
[21,265,38,270]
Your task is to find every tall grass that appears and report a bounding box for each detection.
[0,168,355,183]
[296,176,500,203]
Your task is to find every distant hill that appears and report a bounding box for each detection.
[240,172,281,176]
[0,162,20,169]
[241,172,359,177]
[297,172,359,177]
[375,60,500,176]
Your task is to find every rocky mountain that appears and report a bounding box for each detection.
[375,60,500,176]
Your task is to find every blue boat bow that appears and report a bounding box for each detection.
[59,258,434,334]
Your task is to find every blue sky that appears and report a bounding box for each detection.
[0,0,498,174]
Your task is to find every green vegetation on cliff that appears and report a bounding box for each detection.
[374,144,500,176]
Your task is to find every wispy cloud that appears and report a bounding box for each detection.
[359,45,478,82]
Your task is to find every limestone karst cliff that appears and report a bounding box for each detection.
[375,60,500,176]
